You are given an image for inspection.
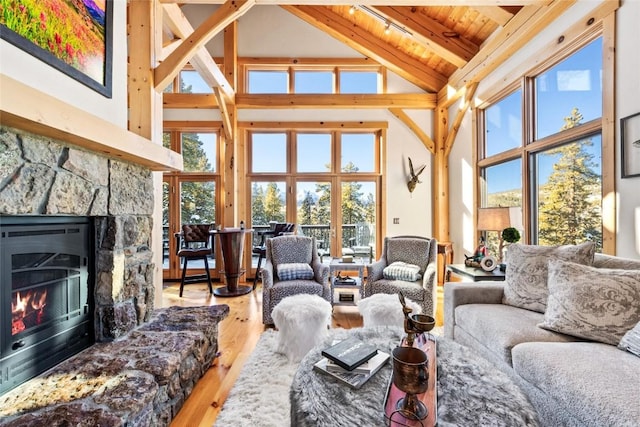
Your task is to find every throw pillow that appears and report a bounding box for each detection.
[383,261,422,281]
[539,259,640,346]
[502,242,595,313]
[277,263,314,281]
[619,321,640,357]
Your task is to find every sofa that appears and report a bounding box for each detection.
[445,246,640,427]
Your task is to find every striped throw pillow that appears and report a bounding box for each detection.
[383,261,422,281]
[277,263,314,281]
[619,321,640,357]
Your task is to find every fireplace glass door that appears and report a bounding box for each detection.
[1,217,94,395]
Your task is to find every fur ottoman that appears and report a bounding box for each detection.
[272,294,332,362]
[357,293,421,328]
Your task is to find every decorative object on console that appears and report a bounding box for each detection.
[391,346,430,420]
[407,157,426,193]
[477,206,523,265]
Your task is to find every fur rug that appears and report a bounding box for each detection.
[215,326,538,427]
[214,330,296,427]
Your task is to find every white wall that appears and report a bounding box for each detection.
[448,0,640,260]
[175,4,435,238]
[0,1,128,128]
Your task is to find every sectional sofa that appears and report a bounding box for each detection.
[445,245,640,427]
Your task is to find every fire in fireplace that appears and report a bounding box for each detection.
[0,216,95,395]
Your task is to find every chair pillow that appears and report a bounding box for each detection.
[277,263,314,281]
[539,259,640,346]
[619,321,640,358]
[502,242,595,313]
[383,262,422,281]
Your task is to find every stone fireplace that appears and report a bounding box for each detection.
[0,124,156,342]
[0,126,228,425]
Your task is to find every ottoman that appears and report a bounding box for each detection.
[272,294,332,362]
[357,293,421,328]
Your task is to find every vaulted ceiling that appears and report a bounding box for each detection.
[157,1,576,101]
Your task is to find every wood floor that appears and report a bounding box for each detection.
[164,280,445,427]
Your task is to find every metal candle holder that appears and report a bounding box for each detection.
[398,293,435,347]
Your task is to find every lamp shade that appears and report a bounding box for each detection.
[477,207,522,231]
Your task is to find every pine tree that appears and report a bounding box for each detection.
[537,108,602,248]
[251,183,267,225]
[298,191,315,224]
[264,182,285,222]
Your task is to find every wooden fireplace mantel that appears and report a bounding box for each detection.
[0,74,183,172]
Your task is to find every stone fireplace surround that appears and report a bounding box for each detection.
[0,126,228,425]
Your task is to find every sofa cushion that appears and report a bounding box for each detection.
[502,242,595,313]
[454,304,579,366]
[512,341,640,426]
[619,321,640,357]
[277,262,314,281]
[539,259,640,346]
[383,261,422,281]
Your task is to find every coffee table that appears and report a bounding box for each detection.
[290,327,539,427]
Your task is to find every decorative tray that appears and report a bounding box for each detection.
[383,333,437,427]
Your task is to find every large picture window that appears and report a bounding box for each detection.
[478,35,607,253]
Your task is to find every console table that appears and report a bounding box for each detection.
[212,228,253,297]
[446,263,505,282]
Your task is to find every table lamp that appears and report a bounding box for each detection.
[477,207,522,264]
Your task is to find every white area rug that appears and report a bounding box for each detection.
[214,327,444,427]
[213,330,297,427]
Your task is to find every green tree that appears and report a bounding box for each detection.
[298,191,315,224]
[537,108,602,248]
[251,183,267,225]
[264,182,285,222]
[313,182,331,225]
[341,162,366,225]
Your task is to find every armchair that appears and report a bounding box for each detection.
[364,235,438,317]
[262,235,331,325]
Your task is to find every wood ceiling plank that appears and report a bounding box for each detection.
[449,0,576,89]
[373,6,479,68]
[282,5,447,92]
[156,1,254,99]
[470,6,515,26]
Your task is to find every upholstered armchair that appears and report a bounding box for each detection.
[364,235,438,317]
[262,235,331,325]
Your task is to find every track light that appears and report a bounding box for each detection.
[349,5,356,15]
[359,6,413,38]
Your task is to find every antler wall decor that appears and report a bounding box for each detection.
[407,157,426,193]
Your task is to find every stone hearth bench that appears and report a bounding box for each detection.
[0,305,229,427]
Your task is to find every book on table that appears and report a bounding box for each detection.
[326,350,389,374]
[313,350,390,389]
[321,337,378,371]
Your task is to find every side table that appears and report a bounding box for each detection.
[437,242,454,286]
[212,228,254,296]
[329,257,365,306]
[446,263,505,282]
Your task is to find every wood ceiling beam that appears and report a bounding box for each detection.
[156,1,254,99]
[444,82,478,157]
[470,6,515,26]
[389,108,436,154]
[163,93,436,109]
[160,0,541,5]
[282,5,447,92]
[448,0,576,90]
[372,6,479,68]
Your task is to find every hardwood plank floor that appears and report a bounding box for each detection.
[164,280,444,427]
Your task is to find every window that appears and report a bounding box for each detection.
[478,36,607,252]
[247,70,288,94]
[246,127,382,264]
[179,70,213,94]
[244,61,384,94]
